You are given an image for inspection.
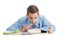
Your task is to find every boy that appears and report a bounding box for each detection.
[7,5,55,34]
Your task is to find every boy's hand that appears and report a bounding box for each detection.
[48,27,52,34]
[20,25,31,32]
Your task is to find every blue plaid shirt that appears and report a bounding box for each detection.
[6,15,55,32]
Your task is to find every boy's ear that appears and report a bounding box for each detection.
[26,14,28,16]
[26,13,29,16]
[38,12,39,15]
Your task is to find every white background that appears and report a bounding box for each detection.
[0,0,60,40]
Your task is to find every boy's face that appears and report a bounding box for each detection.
[27,12,39,24]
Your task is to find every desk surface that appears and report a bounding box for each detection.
[3,30,48,35]
[3,32,48,35]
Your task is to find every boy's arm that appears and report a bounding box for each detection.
[41,16,56,34]
[6,19,23,31]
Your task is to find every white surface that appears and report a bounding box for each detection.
[0,0,60,40]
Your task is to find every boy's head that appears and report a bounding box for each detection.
[26,5,39,24]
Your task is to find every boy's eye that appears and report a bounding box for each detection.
[35,17,37,19]
[29,17,37,19]
[30,17,32,19]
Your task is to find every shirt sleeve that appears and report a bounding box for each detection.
[41,16,56,32]
[6,19,23,31]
